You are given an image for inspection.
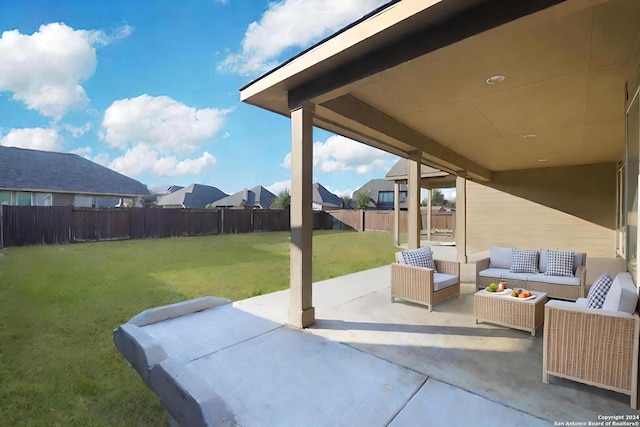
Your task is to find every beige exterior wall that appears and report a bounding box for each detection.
[466,163,617,259]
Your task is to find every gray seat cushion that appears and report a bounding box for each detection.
[433,273,458,291]
[526,273,581,286]
[478,268,528,281]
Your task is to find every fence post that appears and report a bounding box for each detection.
[360,209,365,232]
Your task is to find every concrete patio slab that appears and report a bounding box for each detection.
[235,266,392,323]
[116,265,640,425]
[166,325,426,426]
[237,266,640,423]
[389,378,550,427]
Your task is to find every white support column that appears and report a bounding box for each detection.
[427,188,432,241]
[393,182,400,246]
[289,104,315,328]
[455,176,468,263]
[408,155,421,249]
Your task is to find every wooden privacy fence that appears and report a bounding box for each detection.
[0,206,455,247]
[326,209,455,234]
[0,206,331,247]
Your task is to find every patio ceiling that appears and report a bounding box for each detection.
[240,0,640,182]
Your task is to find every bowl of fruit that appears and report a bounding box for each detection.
[510,289,535,299]
[485,283,498,292]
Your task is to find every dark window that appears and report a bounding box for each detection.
[377,191,394,209]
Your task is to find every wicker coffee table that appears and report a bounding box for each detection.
[474,289,547,336]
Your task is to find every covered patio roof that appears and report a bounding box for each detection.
[241,0,639,181]
[239,0,640,328]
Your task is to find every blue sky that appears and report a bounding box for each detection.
[0,0,454,201]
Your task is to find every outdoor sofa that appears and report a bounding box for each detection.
[391,247,460,312]
[543,271,640,408]
[475,246,587,301]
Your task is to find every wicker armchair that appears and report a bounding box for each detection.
[391,252,460,312]
[543,300,640,409]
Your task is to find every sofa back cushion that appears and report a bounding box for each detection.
[489,246,512,269]
[602,272,639,313]
[539,250,584,274]
[544,250,575,277]
[510,248,539,274]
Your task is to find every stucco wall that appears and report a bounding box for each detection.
[466,163,617,258]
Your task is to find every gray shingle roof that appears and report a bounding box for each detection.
[0,146,149,196]
[313,182,342,208]
[210,185,276,209]
[156,184,228,208]
[385,158,449,181]
[149,184,184,195]
[353,179,408,209]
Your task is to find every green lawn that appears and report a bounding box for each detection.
[0,230,398,426]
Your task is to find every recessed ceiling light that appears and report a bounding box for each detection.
[486,75,505,85]
[523,134,537,139]
[538,158,547,162]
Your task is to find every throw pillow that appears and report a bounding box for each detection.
[401,247,437,271]
[401,248,428,267]
[587,272,613,309]
[423,247,437,272]
[544,250,575,277]
[510,248,539,274]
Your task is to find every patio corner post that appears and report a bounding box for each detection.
[427,188,432,241]
[394,182,400,246]
[455,176,467,263]
[408,154,421,249]
[289,103,315,328]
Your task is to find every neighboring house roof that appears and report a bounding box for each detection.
[353,179,408,209]
[385,159,456,189]
[157,184,227,208]
[149,184,184,195]
[0,145,149,196]
[210,185,276,209]
[313,182,342,209]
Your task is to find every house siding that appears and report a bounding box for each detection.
[466,179,615,259]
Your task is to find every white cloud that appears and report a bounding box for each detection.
[64,122,92,138]
[100,95,227,179]
[266,179,291,195]
[0,23,132,119]
[0,127,63,151]
[220,0,387,75]
[108,143,217,178]
[70,145,110,166]
[92,153,110,167]
[102,94,229,155]
[282,135,395,174]
[442,188,457,203]
[88,24,134,46]
[324,185,353,198]
[71,146,93,157]
[423,188,457,203]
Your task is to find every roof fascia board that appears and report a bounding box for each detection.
[320,95,492,181]
[240,0,436,102]
[287,0,566,109]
